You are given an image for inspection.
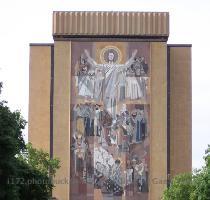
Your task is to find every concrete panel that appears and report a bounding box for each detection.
[169,46,192,177]
[28,45,52,152]
[149,42,167,200]
[53,41,71,200]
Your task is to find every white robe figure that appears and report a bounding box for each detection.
[94,147,114,178]
[126,77,146,100]
[94,69,104,101]
[84,49,137,116]
[126,168,134,185]
[77,73,95,98]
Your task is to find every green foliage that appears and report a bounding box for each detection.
[162,145,210,200]
[14,159,52,200]
[0,83,26,199]
[190,145,210,200]
[0,83,60,200]
[0,105,26,155]
[162,173,193,200]
[16,145,60,200]
[18,143,60,177]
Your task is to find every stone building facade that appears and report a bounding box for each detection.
[29,11,191,200]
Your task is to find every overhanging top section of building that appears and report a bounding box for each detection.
[53,11,169,39]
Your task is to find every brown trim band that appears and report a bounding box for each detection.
[30,43,54,46]
[53,35,168,42]
[167,44,192,47]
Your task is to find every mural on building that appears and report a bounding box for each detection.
[70,42,150,199]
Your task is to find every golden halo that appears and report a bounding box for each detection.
[100,46,122,64]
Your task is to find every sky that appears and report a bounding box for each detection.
[0,0,210,169]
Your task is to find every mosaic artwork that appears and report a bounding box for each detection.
[70,42,150,200]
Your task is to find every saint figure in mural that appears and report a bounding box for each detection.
[83,47,137,115]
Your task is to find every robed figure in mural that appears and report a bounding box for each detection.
[80,48,137,114]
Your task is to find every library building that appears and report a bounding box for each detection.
[29,11,192,200]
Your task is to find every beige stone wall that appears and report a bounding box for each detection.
[53,41,71,200]
[169,46,192,177]
[149,42,168,200]
[28,45,52,152]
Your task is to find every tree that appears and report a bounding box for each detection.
[16,144,60,200]
[190,145,210,200]
[19,143,60,177]
[0,83,60,200]
[0,83,26,199]
[162,145,210,200]
[162,173,193,200]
